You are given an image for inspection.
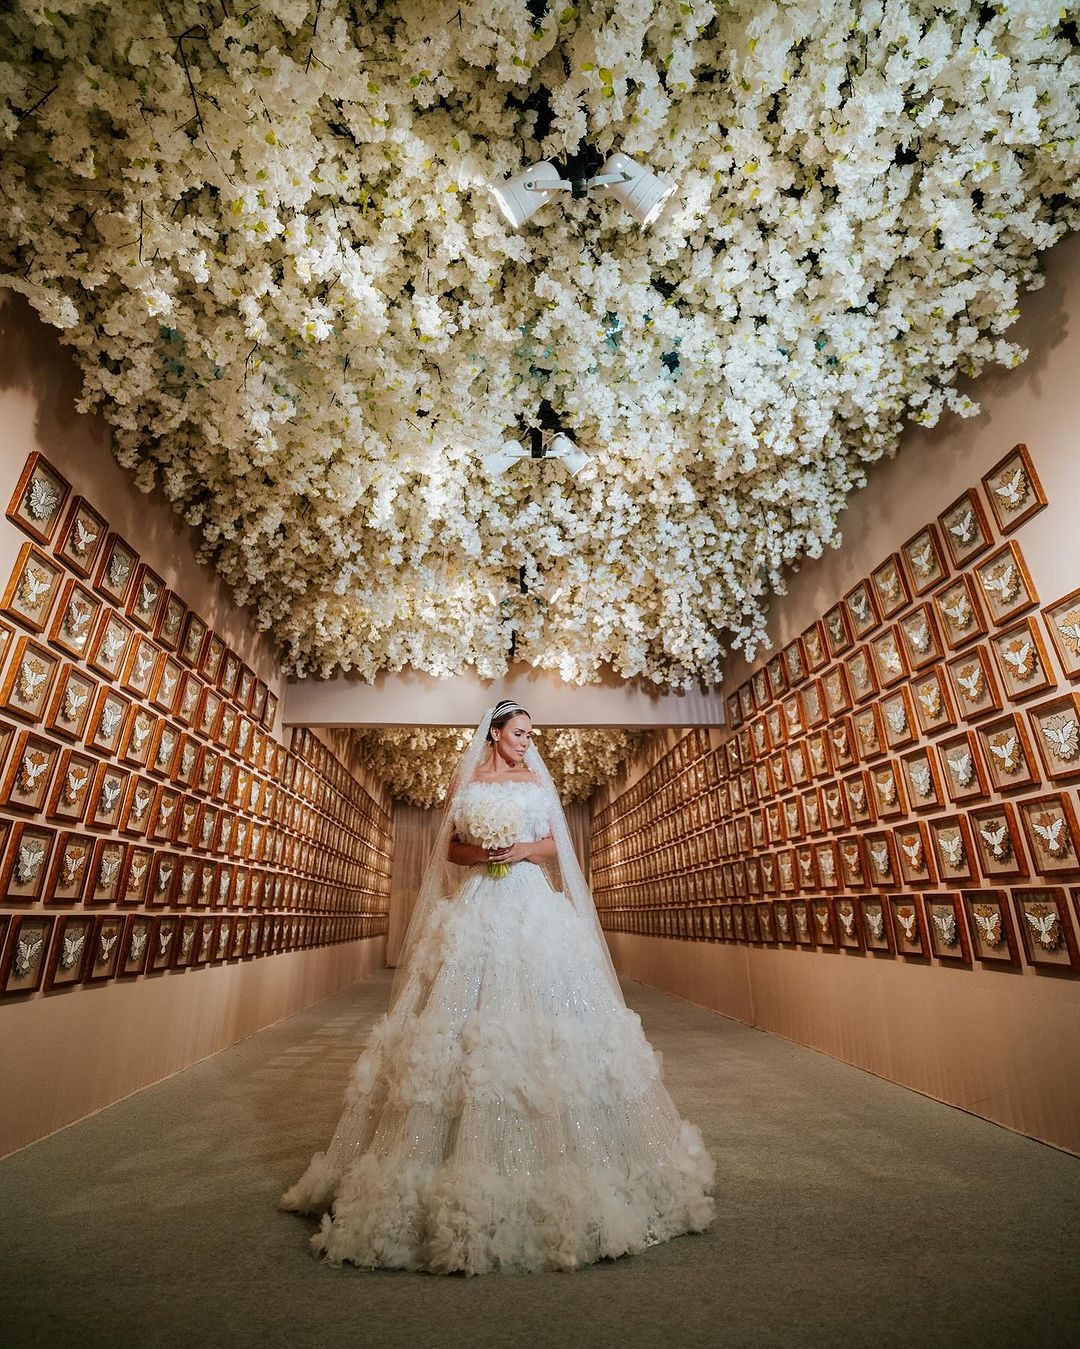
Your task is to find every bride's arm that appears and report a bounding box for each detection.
[448,836,489,866]
[488,834,557,864]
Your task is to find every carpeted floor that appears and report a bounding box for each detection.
[1,969,1078,1349]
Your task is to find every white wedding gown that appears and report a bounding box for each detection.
[279,778,717,1275]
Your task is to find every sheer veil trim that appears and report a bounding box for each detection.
[387,705,625,1012]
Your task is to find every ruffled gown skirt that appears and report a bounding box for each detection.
[279,861,717,1275]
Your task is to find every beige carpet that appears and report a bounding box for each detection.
[1,968,1078,1348]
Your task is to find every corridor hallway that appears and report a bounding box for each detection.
[1,969,1078,1348]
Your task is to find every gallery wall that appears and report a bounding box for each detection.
[0,296,391,1158]
[595,230,1080,1156]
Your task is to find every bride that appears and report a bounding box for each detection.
[279,700,717,1274]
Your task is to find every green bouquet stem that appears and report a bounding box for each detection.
[486,861,511,878]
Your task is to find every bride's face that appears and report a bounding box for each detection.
[493,714,533,767]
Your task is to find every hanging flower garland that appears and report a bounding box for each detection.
[1,2,1077,688]
[351,726,649,807]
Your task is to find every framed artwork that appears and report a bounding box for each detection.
[86,838,126,906]
[870,762,907,820]
[823,603,853,659]
[989,617,1055,701]
[48,579,102,660]
[85,914,125,982]
[821,665,852,718]
[46,831,94,904]
[1018,792,1080,877]
[0,620,12,670]
[869,626,908,688]
[173,915,199,969]
[148,721,179,778]
[844,580,880,641]
[44,663,97,741]
[126,563,166,632]
[945,646,1003,721]
[150,656,183,715]
[838,836,866,889]
[829,896,861,950]
[120,774,156,837]
[923,892,971,964]
[194,915,217,964]
[751,668,769,711]
[155,590,187,652]
[781,692,804,739]
[806,731,831,780]
[1011,887,1079,971]
[897,604,944,671]
[149,916,179,971]
[864,830,899,888]
[118,845,152,906]
[846,645,879,704]
[1042,587,1080,683]
[859,895,895,952]
[961,889,1020,966]
[45,747,96,824]
[85,686,130,757]
[929,814,979,885]
[737,683,754,722]
[85,762,129,831]
[216,703,238,752]
[196,687,222,739]
[0,637,60,722]
[2,542,64,633]
[828,717,858,771]
[218,649,242,699]
[725,692,741,728]
[146,850,176,906]
[937,730,989,805]
[911,667,957,737]
[871,553,911,618]
[7,453,71,545]
[880,686,917,750]
[770,900,793,944]
[179,611,208,668]
[974,542,1038,627]
[981,444,1047,535]
[119,703,156,769]
[901,746,946,812]
[1027,692,1080,782]
[802,680,826,729]
[121,633,159,699]
[175,796,198,848]
[842,769,874,825]
[55,496,108,578]
[94,533,139,606]
[199,631,226,684]
[87,609,133,681]
[820,783,847,831]
[815,840,840,890]
[118,914,152,977]
[932,575,989,652]
[1,730,60,813]
[978,711,1042,792]
[888,894,930,958]
[1,915,55,995]
[769,653,789,703]
[801,621,828,673]
[809,898,836,946]
[852,703,887,760]
[894,820,936,885]
[175,671,202,727]
[970,802,1029,882]
[174,735,198,789]
[782,639,807,688]
[148,786,179,844]
[174,857,198,906]
[1,821,56,901]
[44,913,94,989]
[790,899,813,945]
[901,523,949,596]
[938,487,993,568]
[742,903,761,943]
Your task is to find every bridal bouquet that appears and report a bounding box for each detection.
[453,796,528,879]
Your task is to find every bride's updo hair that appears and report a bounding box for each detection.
[488,699,531,741]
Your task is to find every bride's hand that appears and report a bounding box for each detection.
[485,842,534,864]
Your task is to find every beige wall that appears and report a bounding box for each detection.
[0,296,386,1158]
[598,229,1080,1156]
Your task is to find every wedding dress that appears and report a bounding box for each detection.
[279,710,717,1275]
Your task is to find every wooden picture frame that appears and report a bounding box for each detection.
[894,820,936,885]
[828,716,858,771]
[929,813,979,885]
[2,542,64,633]
[897,603,944,671]
[923,892,972,964]
[782,639,807,688]
[1011,887,1080,971]
[126,563,166,632]
[84,914,125,982]
[1018,791,1080,877]
[988,617,1055,701]
[981,443,1047,535]
[179,611,208,668]
[859,895,895,952]
[975,541,1039,627]
[801,680,827,730]
[6,453,71,545]
[154,590,187,652]
[117,914,152,977]
[199,631,226,685]
[969,802,1029,882]
[871,553,912,618]
[864,829,899,888]
[1042,586,1080,683]
[870,762,907,820]
[1,821,57,901]
[801,621,828,674]
[119,704,156,769]
[149,916,179,971]
[838,835,867,889]
[911,667,958,738]
[121,633,159,699]
[45,747,96,824]
[852,703,887,761]
[845,645,879,704]
[900,746,947,813]
[932,575,989,652]
[887,894,930,958]
[46,831,94,904]
[869,626,908,688]
[85,687,130,759]
[977,711,1041,792]
[120,774,156,837]
[880,686,917,750]
[937,730,990,804]
[901,523,949,596]
[1,730,60,814]
[945,645,1003,721]
[961,889,1021,966]
[1,914,55,995]
[821,665,852,719]
[54,496,108,578]
[87,610,133,681]
[94,533,139,607]
[44,913,95,989]
[47,579,102,660]
[938,487,993,568]
[118,845,152,907]
[823,603,853,659]
[0,637,60,723]
[1027,692,1080,783]
[844,580,881,641]
[44,663,97,742]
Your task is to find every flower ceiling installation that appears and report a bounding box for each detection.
[351,727,650,807]
[1,2,1078,690]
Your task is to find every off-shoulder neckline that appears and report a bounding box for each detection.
[465,774,543,787]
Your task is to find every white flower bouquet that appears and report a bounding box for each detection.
[453,795,528,878]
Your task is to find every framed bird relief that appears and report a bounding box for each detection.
[880,686,917,751]
[94,533,139,607]
[873,763,909,821]
[199,631,226,685]
[149,915,179,972]
[808,897,836,946]
[897,603,944,671]
[838,836,867,889]
[87,609,133,681]
[981,444,1047,535]
[1042,587,1080,683]
[929,814,979,885]
[173,915,200,969]
[989,617,1055,701]
[938,487,993,569]
[1,821,57,902]
[842,769,874,825]
[2,542,64,633]
[845,645,879,704]
[937,730,989,805]
[932,575,988,652]
[0,636,60,723]
[945,646,1003,721]
[45,747,96,824]
[801,620,828,673]
[823,603,853,659]
[858,895,895,952]
[751,668,770,711]
[44,912,94,990]
[121,633,160,699]
[47,578,103,660]
[0,914,55,995]
[911,667,958,738]
[6,453,71,545]
[148,849,180,907]
[923,892,972,964]
[85,838,126,907]
[782,637,807,688]
[85,914,125,982]
[193,914,217,964]
[737,682,754,724]
[44,663,97,742]
[179,610,208,668]
[120,774,156,838]
[780,691,805,740]
[46,831,94,904]
[804,731,830,781]
[54,496,108,578]
[887,894,930,958]
[969,802,1028,882]
[852,702,887,761]
[894,820,936,885]
[871,553,911,619]
[901,524,949,597]
[821,665,852,719]
[126,563,166,633]
[742,903,761,944]
[196,687,222,739]
[863,829,899,888]
[790,898,814,945]
[801,679,827,729]
[814,840,840,891]
[154,590,187,653]
[1,730,59,813]
[869,626,908,688]
[218,648,242,701]
[977,712,1041,793]
[828,716,858,771]
[118,703,156,770]
[1018,792,1080,877]
[820,781,847,831]
[117,914,152,977]
[901,747,947,813]
[236,664,257,713]
[975,542,1038,627]
[1011,887,1079,971]
[961,889,1020,966]
[843,579,881,641]
[1027,693,1080,782]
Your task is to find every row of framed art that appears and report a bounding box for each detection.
[599,885,1080,973]
[0,907,391,997]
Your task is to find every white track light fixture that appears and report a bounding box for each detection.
[481,439,531,478]
[488,160,564,228]
[599,151,676,227]
[487,146,675,230]
[545,431,591,477]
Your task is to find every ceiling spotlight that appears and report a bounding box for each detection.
[481,439,530,477]
[598,151,676,227]
[545,431,591,477]
[488,160,564,228]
